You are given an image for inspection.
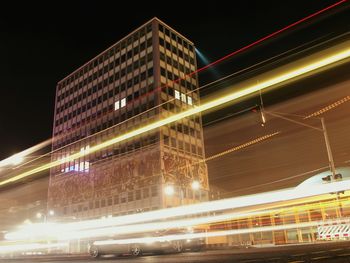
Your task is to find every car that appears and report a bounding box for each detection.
[88,227,206,258]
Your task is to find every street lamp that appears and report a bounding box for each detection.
[164,185,175,196]
[191,180,200,191]
[36,210,55,223]
[164,180,201,206]
[36,212,43,219]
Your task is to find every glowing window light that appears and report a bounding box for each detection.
[84,161,90,172]
[175,90,180,100]
[187,96,193,105]
[114,101,120,110]
[121,98,126,108]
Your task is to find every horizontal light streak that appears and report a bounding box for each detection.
[56,198,345,241]
[5,180,350,242]
[0,242,67,254]
[1,44,349,187]
[94,221,320,246]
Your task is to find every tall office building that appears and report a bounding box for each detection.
[48,18,209,219]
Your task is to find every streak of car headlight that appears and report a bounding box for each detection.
[0,242,68,254]
[94,221,320,246]
[5,180,350,242]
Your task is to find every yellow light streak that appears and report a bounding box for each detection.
[1,44,349,187]
[0,242,67,254]
[0,139,51,168]
[55,199,346,241]
[304,95,350,119]
[5,180,350,241]
[94,221,323,246]
[205,132,280,161]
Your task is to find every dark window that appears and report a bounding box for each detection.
[134,75,139,84]
[127,50,132,59]
[164,28,170,36]
[147,38,152,47]
[165,41,171,51]
[128,192,134,202]
[136,190,141,200]
[161,67,166,77]
[141,71,146,81]
[114,195,119,204]
[147,67,153,77]
[160,52,165,61]
[143,188,149,198]
[140,42,146,51]
[151,186,158,197]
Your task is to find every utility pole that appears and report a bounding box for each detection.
[321,117,337,180]
[262,110,339,181]
[260,109,343,217]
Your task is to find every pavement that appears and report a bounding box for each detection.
[2,241,350,262]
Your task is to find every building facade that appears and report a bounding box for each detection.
[48,18,209,220]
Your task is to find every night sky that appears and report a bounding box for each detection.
[0,1,349,160]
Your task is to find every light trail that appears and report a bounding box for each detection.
[205,132,280,161]
[304,95,350,119]
[4,196,345,242]
[0,139,51,168]
[0,242,67,254]
[0,220,336,254]
[94,220,323,246]
[191,0,348,76]
[55,199,347,241]
[58,179,350,229]
[1,43,349,188]
[5,179,350,241]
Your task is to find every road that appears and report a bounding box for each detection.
[3,241,350,263]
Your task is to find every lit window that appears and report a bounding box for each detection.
[84,161,90,172]
[121,98,126,108]
[181,93,187,103]
[114,101,120,110]
[187,96,193,105]
[80,145,90,154]
[175,90,180,100]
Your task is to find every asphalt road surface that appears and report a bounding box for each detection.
[3,241,350,263]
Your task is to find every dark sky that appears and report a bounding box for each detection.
[0,0,349,160]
